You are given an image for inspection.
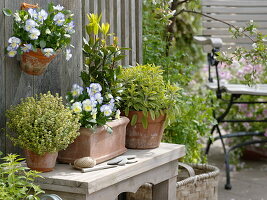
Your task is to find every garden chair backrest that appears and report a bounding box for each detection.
[201,0,267,52]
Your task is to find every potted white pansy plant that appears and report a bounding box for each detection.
[57,83,130,164]
[3,2,75,75]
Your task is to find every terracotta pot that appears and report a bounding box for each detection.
[125,111,166,149]
[20,49,57,75]
[58,117,130,164]
[24,149,58,172]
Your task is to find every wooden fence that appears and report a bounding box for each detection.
[0,0,142,155]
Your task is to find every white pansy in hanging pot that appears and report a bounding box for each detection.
[3,2,76,75]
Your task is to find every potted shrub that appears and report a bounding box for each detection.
[5,92,80,172]
[57,83,129,164]
[118,64,180,149]
[57,13,130,164]
[3,2,75,75]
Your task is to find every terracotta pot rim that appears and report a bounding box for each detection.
[80,117,130,132]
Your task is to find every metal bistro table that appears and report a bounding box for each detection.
[35,143,185,200]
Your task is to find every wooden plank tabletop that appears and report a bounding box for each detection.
[36,143,185,194]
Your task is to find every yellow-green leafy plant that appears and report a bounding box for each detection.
[118,64,180,128]
[0,153,44,200]
[81,13,129,95]
[6,92,80,155]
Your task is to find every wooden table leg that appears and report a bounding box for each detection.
[152,176,176,200]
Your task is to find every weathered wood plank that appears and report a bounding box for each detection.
[0,0,6,155]
[203,21,267,29]
[121,0,130,66]
[203,15,267,22]
[202,1,267,7]
[34,0,82,97]
[129,0,136,66]
[114,0,122,47]
[4,0,34,155]
[203,29,267,36]
[203,7,267,14]
[135,0,143,64]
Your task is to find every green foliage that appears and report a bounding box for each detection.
[6,92,80,155]
[163,93,215,163]
[81,13,128,95]
[143,0,213,163]
[118,64,180,128]
[143,0,204,84]
[217,22,267,85]
[0,154,44,200]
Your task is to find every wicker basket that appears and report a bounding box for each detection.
[126,162,220,200]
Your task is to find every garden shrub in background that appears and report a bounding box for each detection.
[143,0,214,163]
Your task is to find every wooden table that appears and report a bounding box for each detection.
[36,143,185,200]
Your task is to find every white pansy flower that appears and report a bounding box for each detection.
[53,5,64,11]
[14,12,21,22]
[25,19,38,32]
[37,9,48,22]
[89,83,102,94]
[21,44,33,53]
[65,21,75,34]
[94,92,103,104]
[28,8,38,19]
[71,102,82,113]
[71,84,84,97]
[45,29,51,34]
[66,49,72,61]
[43,48,54,57]
[250,20,254,24]
[53,12,65,26]
[7,50,17,57]
[29,28,40,40]
[100,105,113,117]
[8,37,21,49]
[82,99,94,112]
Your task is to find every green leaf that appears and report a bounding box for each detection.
[3,8,12,17]
[141,116,148,129]
[39,40,46,49]
[131,114,138,126]
[125,107,129,116]
[113,55,126,62]
[150,110,155,120]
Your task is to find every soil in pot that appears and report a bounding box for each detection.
[58,117,129,164]
[125,111,166,149]
[24,149,58,172]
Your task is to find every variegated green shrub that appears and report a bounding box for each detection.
[118,64,180,128]
[6,92,80,155]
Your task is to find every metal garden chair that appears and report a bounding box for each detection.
[194,0,267,190]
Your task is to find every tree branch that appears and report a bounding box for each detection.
[175,9,255,43]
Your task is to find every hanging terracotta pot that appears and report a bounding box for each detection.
[20,49,57,76]
[24,149,58,172]
[58,117,130,164]
[125,111,166,149]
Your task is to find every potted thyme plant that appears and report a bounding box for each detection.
[118,64,180,149]
[5,92,80,172]
[57,13,130,164]
[3,2,75,75]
